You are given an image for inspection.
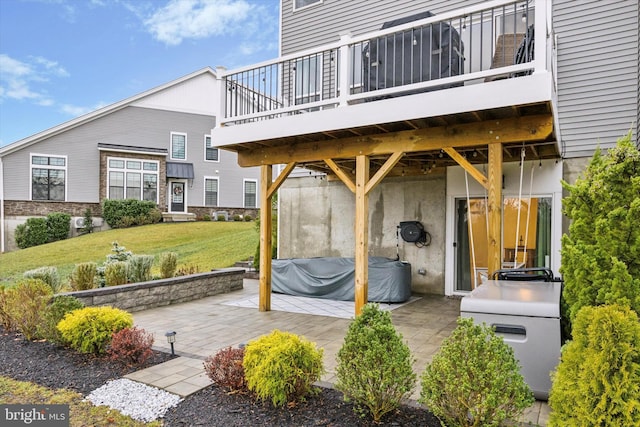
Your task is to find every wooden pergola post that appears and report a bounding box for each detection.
[354,155,369,315]
[487,143,503,277]
[259,164,273,312]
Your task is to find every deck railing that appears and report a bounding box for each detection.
[216,0,551,128]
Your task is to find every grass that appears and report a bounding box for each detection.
[0,222,258,287]
[0,376,161,426]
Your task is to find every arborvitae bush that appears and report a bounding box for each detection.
[4,279,53,340]
[420,317,534,427]
[107,326,154,367]
[46,212,71,242]
[159,252,178,279]
[80,208,94,234]
[127,255,154,283]
[243,330,324,407]
[561,132,640,323]
[335,303,416,422]
[204,346,247,392]
[23,266,62,293]
[548,304,640,426]
[69,262,97,291]
[40,295,84,344]
[57,306,133,354]
[15,217,48,249]
[104,261,128,287]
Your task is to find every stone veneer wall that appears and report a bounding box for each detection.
[60,268,244,312]
[4,200,101,217]
[189,207,259,220]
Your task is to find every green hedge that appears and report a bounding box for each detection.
[102,199,162,228]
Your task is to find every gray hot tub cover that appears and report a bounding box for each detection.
[271,257,411,303]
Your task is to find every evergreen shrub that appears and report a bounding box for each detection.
[40,295,84,344]
[46,212,71,242]
[104,261,128,286]
[57,306,133,354]
[204,346,246,392]
[102,199,161,228]
[243,330,324,407]
[335,303,416,422]
[548,304,640,426]
[159,252,178,279]
[23,266,62,293]
[420,317,534,427]
[70,262,97,291]
[4,279,53,340]
[108,326,154,367]
[561,132,640,323]
[80,208,94,234]
[127,255,154,283]
[15,217,48,248]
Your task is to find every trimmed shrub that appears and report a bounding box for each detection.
[335,303,416,422]
[102,199,161,229]
[216,214,227,222]
[243,330,324,407]
[40,295,84,345]
[159,252,178,279]
[108,326,155,367]
[420,317,534,427]
[46,212,71,242]
[232,214,242,221]
[23,266,62,293]
[244,215,253,221]
[69,262,97,291]
[548,304,640,426]
[104,261,128,287]
[4,279,53,340]
[15,217,48,249]
[128,255,154,283]
[561,132,640,323]
[204,346,246,392]
[57,306,133,354]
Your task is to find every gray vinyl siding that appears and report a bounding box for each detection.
[2,106,259,208]
[281,0,486,55]
[554,0,639,157]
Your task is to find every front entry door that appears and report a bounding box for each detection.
[170,182,185,213]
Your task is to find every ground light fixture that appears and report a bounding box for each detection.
[165,331,177,355]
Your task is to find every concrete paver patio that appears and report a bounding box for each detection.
[128,278,549,426]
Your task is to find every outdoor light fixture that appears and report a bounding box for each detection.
[165,331,177,356]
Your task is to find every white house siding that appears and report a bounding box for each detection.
[281,0,486,55]
[554,0,639,157]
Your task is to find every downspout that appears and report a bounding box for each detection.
[0,156,5,253]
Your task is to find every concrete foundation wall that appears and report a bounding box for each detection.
[60,268,244,312]
[278,174,446,295]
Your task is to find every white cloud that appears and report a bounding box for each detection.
[60,101,108,117]
[0,54,69,105]
[144,0,254,46]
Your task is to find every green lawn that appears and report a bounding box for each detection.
[0,222,258,287]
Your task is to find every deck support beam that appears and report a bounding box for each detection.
[487,143,503,277]
[354,155,369,315]
[259,163,296,311]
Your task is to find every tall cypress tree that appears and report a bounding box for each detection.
[561,132,640,323]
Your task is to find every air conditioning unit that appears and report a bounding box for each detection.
[73,217,86,229]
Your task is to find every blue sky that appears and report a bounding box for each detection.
[0,0,280,146]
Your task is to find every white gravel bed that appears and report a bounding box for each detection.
[85,378,182,422]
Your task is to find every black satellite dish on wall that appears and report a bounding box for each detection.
[399,221,431,246]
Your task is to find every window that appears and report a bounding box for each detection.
[31,154,66,201]
[204,135,219,162]
[293,0,321,11]
[171,132,187,160]
[204,177,219,207]
[107,157,159,202]
[244,180,257,208]
[295,54,322,105]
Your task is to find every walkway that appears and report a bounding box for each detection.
[127,278,549,425]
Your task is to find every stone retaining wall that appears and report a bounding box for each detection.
[60,268,244,312]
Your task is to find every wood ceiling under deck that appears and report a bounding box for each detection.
[226,101,558,179]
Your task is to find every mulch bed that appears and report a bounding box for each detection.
[0,329,441,426]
